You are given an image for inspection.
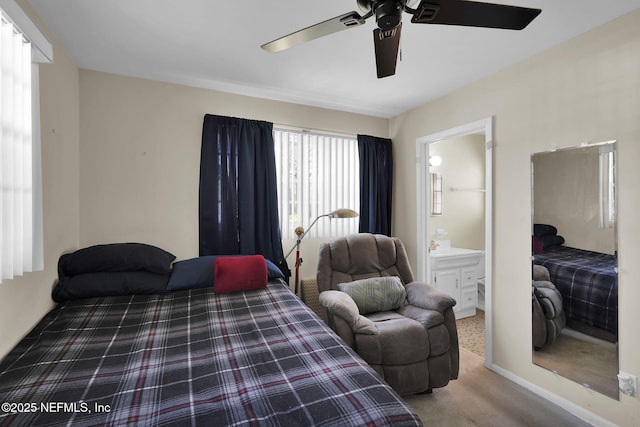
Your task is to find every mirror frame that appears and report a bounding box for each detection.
[531,140,619,400]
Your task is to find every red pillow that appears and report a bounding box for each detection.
[532,235,543,254]
[214,255,268,293]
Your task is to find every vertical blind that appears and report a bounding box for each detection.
[598,144,616,229]
[0,9,42,282]
[431,173,443,216]
[273,129,359,239]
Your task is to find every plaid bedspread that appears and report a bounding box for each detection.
[533,246,617,335]
[0,281,422,427]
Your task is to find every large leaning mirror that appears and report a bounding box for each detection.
[531,141,618,399]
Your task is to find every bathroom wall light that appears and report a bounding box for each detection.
[429,155,442,166]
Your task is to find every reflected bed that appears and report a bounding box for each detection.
[533,245,617,337]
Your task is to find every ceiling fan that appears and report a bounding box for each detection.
[261,0,541,78]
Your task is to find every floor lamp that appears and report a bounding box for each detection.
[284,208,359,295]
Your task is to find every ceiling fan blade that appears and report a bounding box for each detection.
[373,22,402,79]
[411,0,541,30]
[261,11,367,53]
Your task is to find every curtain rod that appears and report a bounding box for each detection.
[274,123,357,139]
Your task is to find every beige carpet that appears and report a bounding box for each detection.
[405,349,591,427]
[456,310,485,358]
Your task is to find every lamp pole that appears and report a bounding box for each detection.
[284,209,358,296]
[285,214,329,295]
[292,226,305,296]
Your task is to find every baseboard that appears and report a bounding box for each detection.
[488,363,617,427]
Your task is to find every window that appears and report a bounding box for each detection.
[430,173,443,216]
[598,144,616,229]
[1,2,51,282]
[273,129,359,240]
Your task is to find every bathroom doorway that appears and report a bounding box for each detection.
[416,117,493,366]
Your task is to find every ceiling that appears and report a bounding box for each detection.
[29,0,640,118]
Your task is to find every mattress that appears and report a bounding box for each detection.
[533,246,617,336]
[0,281,421,426]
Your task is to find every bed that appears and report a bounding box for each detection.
[532,245,617,337]
[0,244,422,426]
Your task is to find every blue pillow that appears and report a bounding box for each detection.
[167,256,217,291]
[265,259,285,280]
[167,255,284,292]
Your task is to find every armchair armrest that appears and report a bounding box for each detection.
[532,281,563,318]
[318,290,377,334]
[532,264,550,281]
[405,282,456,313]
[531,279,556,290]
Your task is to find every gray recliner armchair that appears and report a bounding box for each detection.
[316,233,459,396]
[532,264,566,350]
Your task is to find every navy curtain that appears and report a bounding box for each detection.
[358,134,393,236]
[199,114,290,278]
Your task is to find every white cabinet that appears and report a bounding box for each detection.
[459,267,479,316]
[433,269,459,304]
[429,249,482,319]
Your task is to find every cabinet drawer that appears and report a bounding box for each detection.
[460,267,477,286]
[460,287,478,309]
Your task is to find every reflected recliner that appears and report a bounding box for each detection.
[316,233,459,395]
[532,264,566,350]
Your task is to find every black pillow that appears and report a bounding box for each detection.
[52,271,169,302]
[533,224,558,237]
[540,235,565,249]
[58,243,176,277]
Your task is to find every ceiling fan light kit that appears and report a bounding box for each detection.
[262,0,542,78]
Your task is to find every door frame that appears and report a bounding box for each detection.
[416,117,494,367]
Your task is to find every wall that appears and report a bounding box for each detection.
[390,10,640,427]
[78,71,388,278]
[429,134,486,250]
[0,0,80,359]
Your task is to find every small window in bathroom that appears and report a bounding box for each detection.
[431,173,443,216]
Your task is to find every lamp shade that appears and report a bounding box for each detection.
[327,208,359,219]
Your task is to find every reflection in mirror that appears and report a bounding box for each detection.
[431,173,443,216]
[531,141,618,400]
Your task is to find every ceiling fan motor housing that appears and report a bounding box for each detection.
[358,0,406,30]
